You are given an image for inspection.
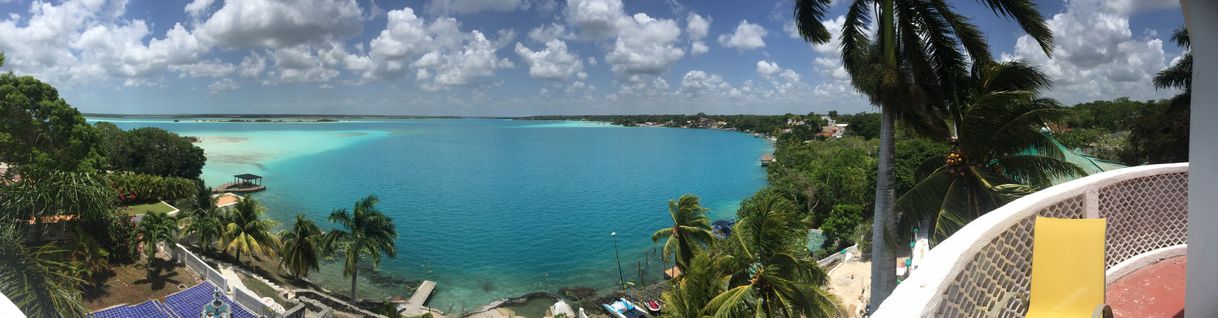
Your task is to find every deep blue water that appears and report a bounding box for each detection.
[100,118,769,312]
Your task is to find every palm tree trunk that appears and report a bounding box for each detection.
[350,262,359,302]
[870,0,899,309]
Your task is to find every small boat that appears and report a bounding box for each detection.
[645,299,662,313]
[602,298,648,318]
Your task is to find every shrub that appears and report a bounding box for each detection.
[105,172,196,203]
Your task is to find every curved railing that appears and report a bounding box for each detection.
[874,163,1189,317]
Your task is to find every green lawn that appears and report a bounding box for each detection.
[238,272,289,307]
[121,201,177,215]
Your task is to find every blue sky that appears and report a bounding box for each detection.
[0,0,1187,116]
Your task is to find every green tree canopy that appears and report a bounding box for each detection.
[0,73,106,172]
[94,123,206,179]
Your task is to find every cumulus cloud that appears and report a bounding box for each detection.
[1000,0,1175,104]
[238,53,267,78]
[196,0,363,49]
[515,39,584,80]
[679,70,731,96]
[0,0,200,84]
[605,13,684,76]
[686,12,710,55]
[364,7,515,89]
[425,0,526,15]
[718,20,766,50]
[565,0,625,40]
[208,78,238,94]
[527,23,571,43]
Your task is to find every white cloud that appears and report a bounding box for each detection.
[756,60,781,76]
[208,78,238,94]
[691,41,708,55]
[184,0,215,18]
[1000,0,1174,104]
[364,7,515,88]
[196,0,363,49]
[604,13,684,76]
[238,53,267,78]
[170,58,235,78]
[425,0,526,15]
[686,13,710,40]
[686,12,711,56]
[679,70,731,96]
[265,45,342,84]
[515,39,584,80]
[718,20,766,50]
[565,0,625,40]
[527,23,571,43]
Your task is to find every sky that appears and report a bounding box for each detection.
[0,0,1188,116]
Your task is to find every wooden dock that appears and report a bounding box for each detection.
[399,280,437,316]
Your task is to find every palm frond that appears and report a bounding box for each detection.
[976,0,1053,55]
[793,0,834,44]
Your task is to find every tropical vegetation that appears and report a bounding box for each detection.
[280,214,324,279]
[222,197,279,265]
[651,195,714,272]
[794,0,1055,304]
[323,195,398,302]
[895,61,1084,240]
[135,212,179,270]
[656,190,838,317]
[94,122,206,179]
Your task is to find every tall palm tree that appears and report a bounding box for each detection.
[793,0,1054,304]
[223,197,278,264]
[651,194,714,273]
[137,211,179,269]
[280,214,323,280]
[896,61,1084,241]
[0,224,87,317]
[704,191,837,318]
[324,195,397,302]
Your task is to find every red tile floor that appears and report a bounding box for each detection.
[1106,256,1186,318]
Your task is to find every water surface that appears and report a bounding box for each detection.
[97,118,768,312]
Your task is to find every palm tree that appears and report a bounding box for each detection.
[1154,27,1191,97]
[703,191,837,318]
[137,211,179,269]
[0,224,87,318]
[896,61,1084,241]
[660,253,721,318]
[651,194,714,273]
[182,207,225,253]
[324,195,397,302]
[223,197,278,264]
[793,0,1054,304]
[280,214,323,280]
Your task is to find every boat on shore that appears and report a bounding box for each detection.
[645,299,662,313]
[602,298,648,318]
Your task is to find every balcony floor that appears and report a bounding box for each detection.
[1107,255,1186,318]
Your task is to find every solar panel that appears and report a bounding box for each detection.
[163,282,258,318]
[90,300,174,318]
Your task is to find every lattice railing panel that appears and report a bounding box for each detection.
[932,195,1085,318]
[1099,172,1189,268]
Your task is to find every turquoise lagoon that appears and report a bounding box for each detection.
[97,118,769,312]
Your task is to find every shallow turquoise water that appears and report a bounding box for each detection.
[97,118,769,312]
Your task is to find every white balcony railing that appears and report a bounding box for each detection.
[874,163,1189,317]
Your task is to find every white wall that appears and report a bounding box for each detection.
[1185,1,1217,317]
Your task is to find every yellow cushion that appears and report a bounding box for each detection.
[1026,217,1106,318]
